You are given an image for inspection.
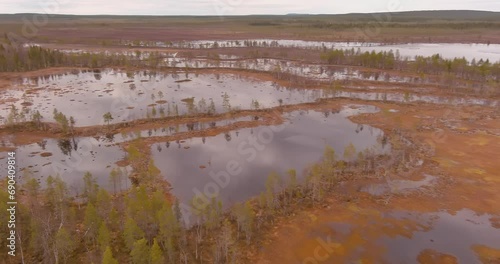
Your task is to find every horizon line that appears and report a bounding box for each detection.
[0,9,499,17]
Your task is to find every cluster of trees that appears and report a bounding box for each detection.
[240,40,281,48]
[0,168,176,263]
[321,48,500,83]
[250,99,260,110]
[123,40,283,49]
[53,109,75,135]
[2,106,76,135]
[145,97,218,121]
[321,49,398,69]
[0,41,66,71]
[4,105,45,130]
[142,91,259,122]
[412,55,500,81]
[0,34,134,72]
[0,43,131,72]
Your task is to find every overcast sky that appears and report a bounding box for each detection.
[1,0,500,15]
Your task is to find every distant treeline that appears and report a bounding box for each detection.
[305,22,500,30]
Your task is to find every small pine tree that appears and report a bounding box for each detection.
[343,143,357,162]
[102,246,118,264]
[69,116,75,133]
[130,238,150,264]
[96,189,112,219]
[208,99,216,115]
[83,172,99,203]
[222,92,231,112]
[97,222,111,253]
[108,208,121,231]
[123,218,145,251]
[151,106,157,117]
[150,238,164,264]
[103,112,113,126]
[109,168,120,195]
[55,227,75,263]
[84,203,101,245]
[31,110,43,128]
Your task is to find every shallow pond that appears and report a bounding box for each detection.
[0,69,327,126]
[380,209,500,263]
[42,50,424,84]
[0,137,129,192]
[332,91,498,107]
[295,209,500,263]
[109,116,255,144]
[151,105,389,207]
[163,57,418,83]
[0,116,258,192]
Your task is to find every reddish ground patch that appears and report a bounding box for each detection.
[115,159,130,167]
[472,245,500,264]
[417,249,458,264]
